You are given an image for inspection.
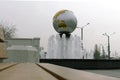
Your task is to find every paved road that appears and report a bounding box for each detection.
[0,63,120,80]
[85,69,120,78]
[0,63,57,80]
[39,63,120,80]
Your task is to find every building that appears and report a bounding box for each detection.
[4,38,40,63]
[0,27,8,62]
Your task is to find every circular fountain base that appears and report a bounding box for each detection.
[40,59,120,69]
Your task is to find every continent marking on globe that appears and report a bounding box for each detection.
[58,20,67,29]
[53,10,67,21]
[53,10,77,34]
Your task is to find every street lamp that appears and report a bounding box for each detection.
[102,32,115,59]
[77,23,90,41]
[77,23,90,59]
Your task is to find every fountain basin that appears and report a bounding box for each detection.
[40,59,120,69]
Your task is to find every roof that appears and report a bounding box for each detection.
[0,43,8,59]
[7,45,37,51]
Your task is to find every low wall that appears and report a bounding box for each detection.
[40,59,120,69]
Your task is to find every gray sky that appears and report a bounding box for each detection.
[0,0,120,56]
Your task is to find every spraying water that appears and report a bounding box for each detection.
[47,34,83,59]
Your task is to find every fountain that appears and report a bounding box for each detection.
[47,10,83,59]
[47,34,82,59]
[41,10,120,69]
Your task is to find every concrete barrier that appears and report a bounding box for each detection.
[40,59,120,69]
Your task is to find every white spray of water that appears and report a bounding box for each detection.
[47,34,83,59]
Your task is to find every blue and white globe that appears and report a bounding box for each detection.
[53,10,77,34]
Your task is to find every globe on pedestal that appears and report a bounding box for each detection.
[53,10,77,35]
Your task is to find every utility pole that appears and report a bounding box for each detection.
[77,23,90,59]
[108,36,110,59]
[80,23,90,40]
[103,32,115,59]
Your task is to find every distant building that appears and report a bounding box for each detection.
[4,38,40,63]
[0,27,8,62]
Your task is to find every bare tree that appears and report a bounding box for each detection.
[0,23,17,39]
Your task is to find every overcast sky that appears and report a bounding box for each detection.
[0,0,120,56]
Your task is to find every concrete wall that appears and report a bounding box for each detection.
[4,38,40,63]
[0,26,4,42]
[0,26,8,62]
[5,50,38,63]
[5,38,40,49]
[40,59,120,69]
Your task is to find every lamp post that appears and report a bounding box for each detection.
[102,32,115,59]
[77,23,90,59]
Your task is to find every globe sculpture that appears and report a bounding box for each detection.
[47,10,82,59]
[53,10,77,35]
